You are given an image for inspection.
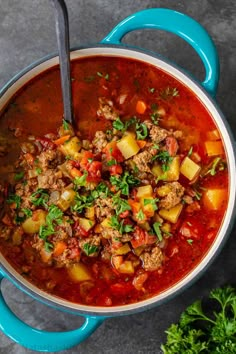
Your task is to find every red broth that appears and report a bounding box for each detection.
[0,56,228,306]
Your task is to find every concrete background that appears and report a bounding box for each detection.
[0,0,236,353]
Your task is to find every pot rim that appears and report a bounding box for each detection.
[0,44,235,317]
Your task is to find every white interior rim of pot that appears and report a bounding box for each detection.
[0,46,235,316]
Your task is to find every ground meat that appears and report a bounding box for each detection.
[79,235,101,257]
[94,197,114,220]
[37,169,65,190]
[133,150,153,173]
[97,97,119,121]
[144,121,168,143]
[140,246,163,271]
[38,150,62,170]
[173,130,183,139]
[92,131,108,153]
[159,181,185,209]
[182,195,194,204]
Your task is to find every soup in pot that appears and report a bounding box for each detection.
[0,56,228,306]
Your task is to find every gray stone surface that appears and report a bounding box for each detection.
[0,0,236,353]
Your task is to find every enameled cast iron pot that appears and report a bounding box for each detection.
[0,8,236,352]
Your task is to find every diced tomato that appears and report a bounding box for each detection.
[1,213,12,226]
[103,141,124,162]
[36,137,56,150]
[165,136,179,156]
[128,199,141,214]
[97,294,112,306]
[132,272,149,291]
[131,226,156,248]
[119,210,130,218]
[109,164,123,175]
[110,282,133,295]
[87,161,102,182]
[80,151,94,170]
[179,217,203,240]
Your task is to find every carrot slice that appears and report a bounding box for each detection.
[136,100,147,114]
[136,140,147,149]
[53,241,67,257]
[53,135,71,145]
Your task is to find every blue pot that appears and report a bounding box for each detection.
[0,8,235,352]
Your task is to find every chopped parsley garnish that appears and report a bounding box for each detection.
[62,119,69,130]
[30,189,49,208]
[187,146,193,157]
[205,157,224,176]
[109,215,134,234]
[160,86,179,99]
[14,171,24,181]
[136,122,148,140]
[148,87,155,93]
[153,222,163,241]
[83,243,98,256]
[187,239,193,245]
[110,172,140,195]
[22,208,33,218]
[36,167,42,175]
[152,151,173,172]
[136,209,145,221]
[112,195,131,215]
[7,194,21,209]
[143,198,159,211]
[107,159,117,166]
[97,72,109,80]
[72,193,94,213]
[150,112,160,125]
[39,204,63,246]
[74,172,88,187]
[112,117,137,133]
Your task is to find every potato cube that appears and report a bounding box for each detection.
[101,217,112,228]
[68,263,92,282]
[60,136,81,157]
[22,209,47,234]
[119,260,134,274]
[166,156,180,181]
[157,185,172,197]
[136,185,153,199]
[159,203,183,223]
[57,189,76,211]
[117,134,140,159]
[205,141,224,156]
[180,156,201,181]
[203,188,227,210]
[151,164,163,178]
[114,243,131,255]
[85,206,95,219]
[78,217,95,232]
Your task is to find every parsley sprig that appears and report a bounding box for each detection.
[30,189,49,208]
[110,172,140,195]
[152,151,173,172]
[161,286,236,353]
[39,204,63,250]
[109,215,134,234]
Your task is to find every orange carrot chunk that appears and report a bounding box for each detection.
[136,100,147,114]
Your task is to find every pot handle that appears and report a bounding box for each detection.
[101,8,219,97]
[0,272,104,352]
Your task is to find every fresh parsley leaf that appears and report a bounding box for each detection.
[112,195,131,215]
[83,243,98,256]
[150,112,160,125]
[7,194,21,209]
[152,151,173,172]
[74,172,88,187]
[107,159,117,166]
[62,119,69,130]
[113,117,125,131]
[31,189,49,208]
[22,208,32,218]
[109,215,134,234]
[14,171,24,181]
[110,172,140,195]
[160,87,179,99]
[153,222,163,241]
[39,204,63,246]
[143,198,159,211]
[136,122,148,140]
[205,157,223,176]
[149,87,155,93]
[36,167,42,175]
[161,286,236,354]
[136,209,145,221]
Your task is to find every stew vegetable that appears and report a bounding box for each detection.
[0,56,228,306]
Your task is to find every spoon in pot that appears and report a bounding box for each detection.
[51,0,74,125]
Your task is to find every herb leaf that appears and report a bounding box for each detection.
[110,172,140,195]
[83,243,98,256]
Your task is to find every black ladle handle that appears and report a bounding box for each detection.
[51,0,73,124]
